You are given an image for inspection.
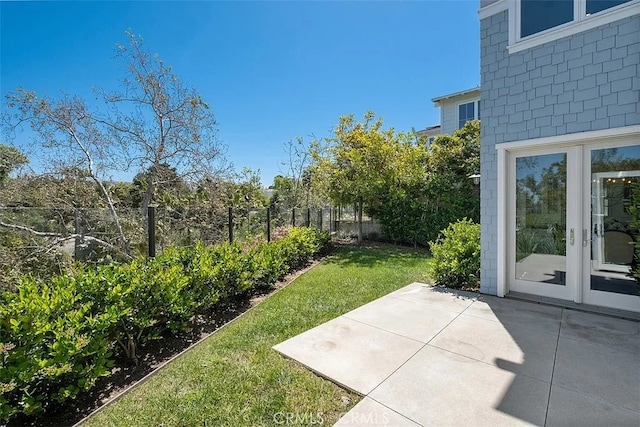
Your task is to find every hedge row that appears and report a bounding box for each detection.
[0,227,330,422]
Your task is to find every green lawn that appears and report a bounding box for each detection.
[82,244,431,427]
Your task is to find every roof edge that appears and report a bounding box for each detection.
[432,86,481,104]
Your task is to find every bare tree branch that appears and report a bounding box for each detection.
[0,220,133,260]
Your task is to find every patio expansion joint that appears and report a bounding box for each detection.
[461,303,565,340]
[366,305,468,398]
[386,294,469,315]
[550,383,640,416]
[423,296,558,386]
[423,342,554,387]
[338,314,425,346]
[366,396,426,427]
[543,308,563,427]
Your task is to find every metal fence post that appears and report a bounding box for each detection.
[266,208,271,242]
[306,208,311,227]
[74,209,82,260]
[147,206,156,258]
[292,208,296,227]
[228,207,233,243]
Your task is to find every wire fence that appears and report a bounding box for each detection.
[0,205,382,261]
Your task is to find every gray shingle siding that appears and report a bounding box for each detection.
[479,11,640,295]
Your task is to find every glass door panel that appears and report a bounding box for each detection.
[590,146,640,298]
[515,153,568,286]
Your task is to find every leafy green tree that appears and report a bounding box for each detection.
[311,111,399,244]
[370,120,480,247]
[0,143,27,186]
[423,120,481,230]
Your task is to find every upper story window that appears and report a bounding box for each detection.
[459,100,480,129]
[508,0,638,53]
[520,0,632,38]
[521,0,574,38]
[586,0,632,15]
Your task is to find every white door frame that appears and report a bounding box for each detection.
[506,146,581,301]
[496,125,640,312]
[581,142,640,312]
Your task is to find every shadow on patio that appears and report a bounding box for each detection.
[274,283,640,426]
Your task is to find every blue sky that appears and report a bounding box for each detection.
[1,1,480,186]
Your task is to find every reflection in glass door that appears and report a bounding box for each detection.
[511,151,575,300]
[589,146,640,299]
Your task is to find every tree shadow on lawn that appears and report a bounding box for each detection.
[327,242,430,268]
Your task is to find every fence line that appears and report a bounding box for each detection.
[0,205,381,262]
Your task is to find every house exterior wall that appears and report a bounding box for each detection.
[439,91,482,135]
[479,9,640,295]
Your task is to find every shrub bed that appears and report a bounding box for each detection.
[0,227,330,422]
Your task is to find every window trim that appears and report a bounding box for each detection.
[507,0,640,54]
[456,99,481,129]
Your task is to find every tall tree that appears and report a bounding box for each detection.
[2,31,226,257]
[311,111,399,244]
[99,31,225,220]
[3,89,132,256]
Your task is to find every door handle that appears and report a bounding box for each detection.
[582,229,590,247]
[570,228,574,246]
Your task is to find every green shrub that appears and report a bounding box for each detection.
[0,226,330,422]
[429,218,480,289]
[83,259,193,361]
[0,276,118,420]
[283,227,330,270]
[249,242,288,289]
[156,244,223,312]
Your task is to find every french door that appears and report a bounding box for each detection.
[582,143,640,311]
[507,141,640,312]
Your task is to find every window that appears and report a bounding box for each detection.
[508,0,638,53]
[520,0,573,38]
[520,0,632,38]
[586,0,631,15]
[459,101,479,129]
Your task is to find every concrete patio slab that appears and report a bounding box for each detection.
[429,313,557,382]
[545,385,640,427]
[465,295,563,336]
[343,295,459,343]
[333,397,420,426]
[387,282,476,313]
[560,309,640,354]
[272,283,640,426]
[273,316,423,395]
[369,345,550,426]
[553,335,640,412]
